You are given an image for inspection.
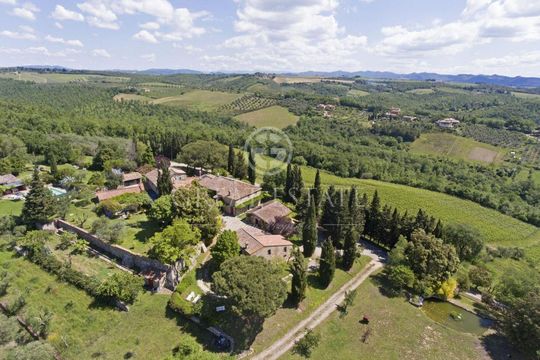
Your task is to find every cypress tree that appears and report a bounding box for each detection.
[389,208,401,247]
[313,169,322,215]
[348,187,365,237]
[49,153,58,177]
[365,190,381,238]
[342,226,358,271]
[433,219,444,239]
[22,167,56,225]
[333,189,349,249]
[227,143,235,175]
[302,196,317,257]
[293,165,304,201]
[284,163,293,202]
[141,144,154,166]
[321,185,338,236]
[157,163,173,196]
[319,238,336,288]
[247,146,256,184]
[234,151,247,179]
[290,248,307,306]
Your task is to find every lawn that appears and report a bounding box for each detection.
[280,277,490,360]
[0,199,23,216]
[410,133,507,164]
[406,88,435,95]
[255,154,540,249]
[150,90,243,111]
[247,257,371,354]
[0,248,218,360]
[512,91,540,100]
[347,89,370,97]
[234,105,299,129]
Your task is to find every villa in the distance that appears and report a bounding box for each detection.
[437,118,461,129]
[0,174,26,195]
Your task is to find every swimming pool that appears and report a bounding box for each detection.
[50,187,67,196]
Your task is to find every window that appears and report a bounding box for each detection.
[284,247,287,252]
[267,249,271,255]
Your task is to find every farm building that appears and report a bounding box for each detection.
[246,200,295,235]
[95,183,145,202]
[122,172,142,187]
[144,163,197,196]
[436,118,461,129]
[236,226,293,260]
[385,107,401,118]
[198,174,261,215]
[0,174,26,195]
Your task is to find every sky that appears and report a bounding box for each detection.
[0,0,539,76]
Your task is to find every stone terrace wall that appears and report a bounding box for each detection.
[55,219,167,272]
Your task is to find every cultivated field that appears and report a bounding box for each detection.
[347,89,370,97]
[406,88,435,95]
[410,133,507,164]
[273,76,323,84]
[113,93,151,102]
[235,105,299,129]
[281,277,493,360]
[512,91,540,100]
[150,90,243,111]
[0,71,129,84]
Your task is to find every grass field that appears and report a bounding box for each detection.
[248,257,371,355]
[0,248,216,360]
[150,90,243,111]
[235,105,299,129]
[0,71,129,84]
[0,199,23,216]
[406,88,435,95]
[113,93,151,102]
[273,76,322,84]
[347,89,370,97]
[255,155,540,249]
[281,277,492,360]
[410,133,507,164]
[512,91,540,100]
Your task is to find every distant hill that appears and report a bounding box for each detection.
[137,68,203,75]
[294,71,540,88]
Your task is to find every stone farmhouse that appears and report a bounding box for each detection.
[245,200,295,236]
[236,226,293,260]
[198,174,261,215]
[0,174,26,195]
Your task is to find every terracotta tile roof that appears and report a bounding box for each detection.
[0,174,19,185]
[95,184,144,202]
[237,227,292,255]
[145,169,159,187]
[247,200,291,225]
[122,172,142,182]
[145,168,196,190]
[198,174,261,202]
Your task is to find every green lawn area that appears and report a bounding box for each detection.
[281,277,488,360]
[150,90,243,111]
[255,154,540,250]
[248,257,371,354]
[347,89,370,97]
[410,133,507,164]
[406,88,435,95]
[0,248,217,360]
[512,91,540,100]
[234,105,299,129]
[0,199,23,216]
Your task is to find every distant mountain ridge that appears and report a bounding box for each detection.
[2,66,539,87]
[294,71,540,88]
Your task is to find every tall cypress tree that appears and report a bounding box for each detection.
[389,208,401,247]
[157,163,173,196]
[313,169,322,215]
[284,163,293,202]
[49,153,58,177]
[342,226,358,271]
[378,204,393,246]
[433,219,444,239]
[348,187,365,237]
[293,165,304,200]
[319,238,336,288]
[22,167,56,225]
[333,189,349,249]
[321,185,338,235]
[302,196,317,257]
[365,190,381,239]
[290,248,307,306]
[227,143,235,175]
[247,146,256,184]
[234,151,247,179]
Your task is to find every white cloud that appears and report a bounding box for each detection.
[55,22,63,29]
[45,35,84,47]
[219,0,367,70]
[0,0,17,5]
[77,0,119,29]
[141,53,156,62]
[0,29,36,40]
[140,21,160,30]
[12,3,39,20]
[133,30,158,43]
[0,46,79,57]
[376,0,540,57]
[92,48,111,57]
[51,5,84,21]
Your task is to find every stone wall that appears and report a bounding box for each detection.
[54,219,190,289]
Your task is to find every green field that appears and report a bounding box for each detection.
[512,91,540,100]
[255,155,540,249]
[234,105,299,129]
[0,71,129,84]
[281,277,492,360]
[113,93,151,102]
[410,133,507,164]
[406,88,435,95]
[0,199,23,216]
[0,249,215,360]
[347,89,370,97]
[150,90,243,111]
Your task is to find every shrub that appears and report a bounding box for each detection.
[168,292,197,317]
[292,329,320,358]
[96,199,123,216]
[96,272,143,304]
